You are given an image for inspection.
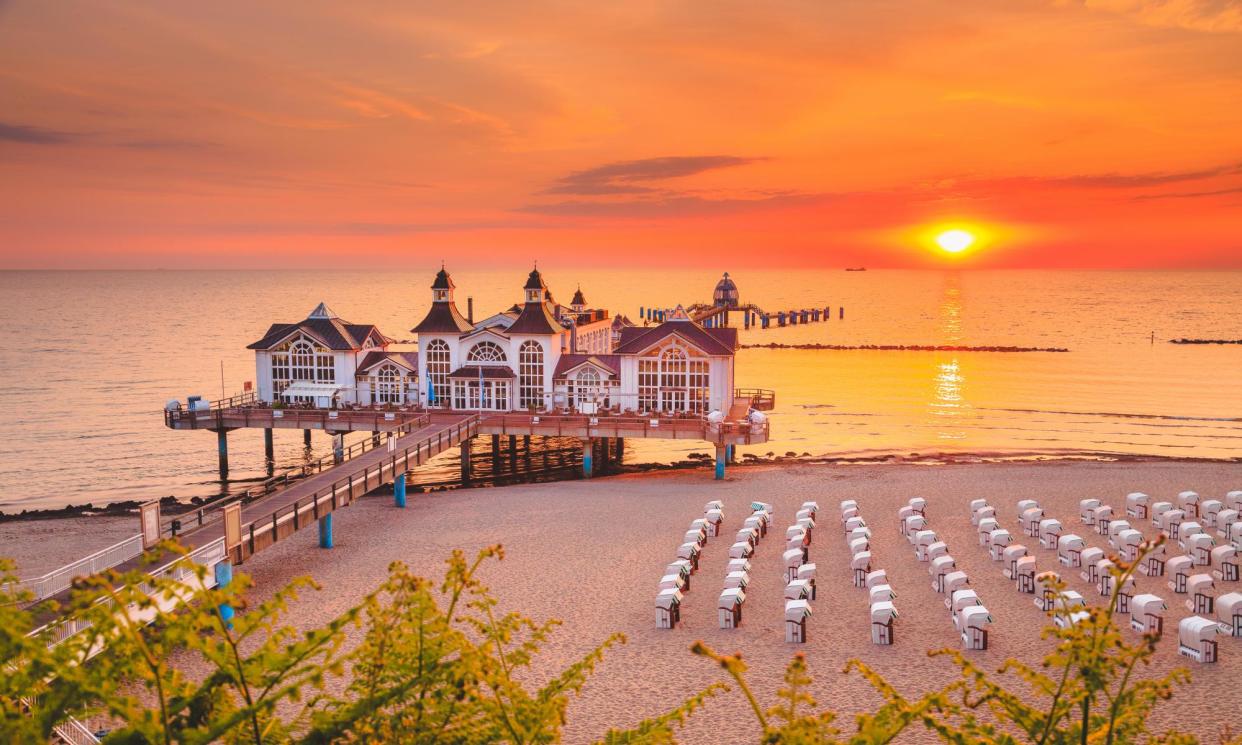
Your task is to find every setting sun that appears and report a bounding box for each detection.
[936,229,975,253]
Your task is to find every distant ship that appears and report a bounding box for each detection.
[845,267,867,272]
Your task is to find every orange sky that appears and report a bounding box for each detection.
[1,1,1240,269]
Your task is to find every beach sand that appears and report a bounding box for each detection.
[7,460,1242,743]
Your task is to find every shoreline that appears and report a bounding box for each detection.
[3,449,1238,524]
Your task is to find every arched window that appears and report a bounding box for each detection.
[425,339,451,407]
[271,335,334,396]
[518,340,544,409]
[466,341,507,363]
[574,367,602,408]
[374,364,403,404]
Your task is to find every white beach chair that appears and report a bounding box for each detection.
[1129,593,1166,635]
[851,550,872,587]
[684,529,706,549]
[1186,532,1214,565]
[926,540,950,561]
[1002,544,1029,578]
[839,499,858,515]
[1125,492,1149,520]
[1114,528,1143,562]
[977,518,1000,547]
[1057,534,1086,567]
[987,529,1013,560]
[904,515,928,541]
[1201,499,1223,528]
[784,599,811,642]
[942,571,969,600]
[1216,592,1242,637]
[1037,519,1061,550]
[1217,509,1240,538]
[1079,547,1105,582]
[865,569,889,589]
[1167,555,1193,594]
[655,588,683,629]
[727,557,752,575]
[1092,505,1114,535]
[868,583,897,604]
[960,606,992,650]
[930,555,957,593]
[735,527,759,549]
[870,601,897,645]
[785,579,811,601]
[1015,556,1039,594]
[849,536,870,558]
[1020,507,1044,538]
[1105,519,1132,547]
[797,563,817,600]
[1079,499,1101,525]
[796,517,816,543]
[1092,556,1116,593]
[800,501,820,519]
[705,500,724,513]
[1034,571,1061,611]
[724,570,750,591]
[841,505,860,523]
[1016,499,1040,519]
[913,530,938,561]
[1227,491,1242,512]
[1186,573,1217,615]
[896,505,914,534]
[1177,616,1219,663]
[1211,545,1239,583]
[968,499,989,514]
[718,588,745,629]
[783,548,805,582]
[908,497,926,516]
[1178,490,1201,517]
[703,509,724,537]
[729,541,754,560]
[949,589,982,628]
[1149,501,1173,527]
[1158,509,1187,539]
[676,542,700,571]
[658,573,685,592]
[743,515,765,539]
[972,505,997,527]
[1050,591,1088,628]
[667,560,692,590]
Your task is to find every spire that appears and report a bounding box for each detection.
[307,302,338,320]
[571,285,586,308]
[412,267,472,334]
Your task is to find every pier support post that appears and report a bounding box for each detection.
[615,437,625,462]
[303,428,312,447]
[727,444,736,464]
[263,427,274,462]
[372,430,381,447]
[582,438,594,478]
[394,472,407,508]
[460,437,473,487]
[715,445,727,480]
[216,429,229,479]
[214,561,235,628]
[318,513,333,549]
[333,434,344,465]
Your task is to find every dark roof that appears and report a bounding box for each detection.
[357,351,418,374]
[614,321,738,356]
[447,365,516,380]
[411,301,473,335]
[611,314,635,330]
[571,287,586,306]
[553,354,621,378]
[508,300,565,335]
[248,318,391,351]
[431,268,455,290]
[524,268,546,291]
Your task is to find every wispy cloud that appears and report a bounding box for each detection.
[544,155,766,195]
[520,191,824,218]
[0,121,82,144]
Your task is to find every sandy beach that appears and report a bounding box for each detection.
[7,460,1242,743]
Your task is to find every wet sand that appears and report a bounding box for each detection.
[6,461,1241,743]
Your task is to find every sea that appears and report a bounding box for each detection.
[1,269,1240,513]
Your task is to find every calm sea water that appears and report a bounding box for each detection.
[1,269,1240,513]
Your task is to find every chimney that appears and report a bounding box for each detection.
[467,296,474,324]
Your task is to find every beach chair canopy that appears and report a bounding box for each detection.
[750,511,771,526]
[1181,521,1204,537]
[848,527,872,543]
[989,529,1012,545]
[1036,570,1061,585]
[656,588,683,608]
[659,574,685,590]
[839,499,858,513]
[718,588,745,608]
[785,579,811,599]
[897,505,913,522]
[978,518,999,535]
[1080,547,1104,566]
[914,530,937,546]
[943,572,970,592]
[869,584,896,603]
[801,501,820,513]
[685,530,705,544]
[931,555,957,575]
[705,509,723,524]
[727,557,752,574]
[1151,501,1172,518]
[730,542,754,558]
[904,516,927,533]
[1116,529,1143,548]
[1058,590,1086,608]
[1004,544,1029,562]
[743,516,763,530]
[908,497,926,512]
[1016,556,1037,574]
[1168,555,1193,574]
[784,548,805,568]
[871,601,898,621]
[725,570,750,588]
[736,527,758,542]
[677,543,699,559]
[960,605,992,629]
[866,569,889,588]
[851,551,872,570]
[846,516,868,531]
[1187,574,1215,595]
[850,537,870,556]
[666,562,691,580]
[1179,616,1218,646]
[1107,519,1132,537]
[1021,507,1044,524]
[705,500,724,512]
[1178,491,1200,508]
[785,598,812,621]
[1159,510,1186,532]
[973,506,997,524]
[951,589,981,612]
[786,525,806,540]
[1016,499,1040,517]
[1201,499,1223,518]
[1216,592,1242,617]
[928,540,950,559]
[1187,534,1214,552]
[1131,594,1166,615]
[797,563,816,581]
[1211,545,1237,565]
[1058,534,1086,552]
[1039,518,1062,535]
[841,506,860,522]
[689,518,708,531]
[749,501,771,513]
[797,517,816,531]
[1080,498,1100,515]
[1227,491,1242,510]
[1126,492,1149,509]
[796,508,813,522]
[969,499,989,512]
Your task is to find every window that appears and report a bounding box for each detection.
[425,339,451,407]
[638,359,658,411]
[572,367,607,409]
[466,341,507,363]
[270,335,334,395]
[636,343,711,413]
[374,364,404,404]
[518,340,544,409]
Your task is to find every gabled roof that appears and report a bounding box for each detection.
[447,365,516,380]
[357,351,418,374]
[524,268,547,291]
[611,314,635,331]
[411,302,473,335]
[614,321,738,356]
[431,267,455,290]
[460,325,510,342]
[248,308,392,351]
[553,354,621,378]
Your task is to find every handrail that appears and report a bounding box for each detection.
[238,415,480,548]
[7,533,145,604]
[162,413,432,538]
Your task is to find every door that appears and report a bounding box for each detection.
[660,389,686,413]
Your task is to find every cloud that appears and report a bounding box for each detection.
[1134,184,1242,200]
[0,121,82,144]
[1042,161,1242,188]
[544,155,765,195]
[196,219,559,236]
[1070,0,1242,32]
[519,191,825,218]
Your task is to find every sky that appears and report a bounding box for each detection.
[1,0,1240,270]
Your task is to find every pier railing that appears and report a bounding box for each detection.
[165,402,425,431]
[735,388,776,411]
[7,533,145,604]
[478,412,768,444]
[162,413,432,538]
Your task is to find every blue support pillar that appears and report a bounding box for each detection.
[727,444,735,464]
[582,438,594,478]
[214,561,235,628]
[394,472,407,508]
[216,429,229,479]
[715,445,726,480]
[318,512,333,548]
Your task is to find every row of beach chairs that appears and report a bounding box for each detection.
[657,501,727,628]
[782,501,818,640]
[842,499,899,645]
[902,497,992,649]
[720,501,772,629]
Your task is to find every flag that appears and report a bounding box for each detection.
[426,369,436,405]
